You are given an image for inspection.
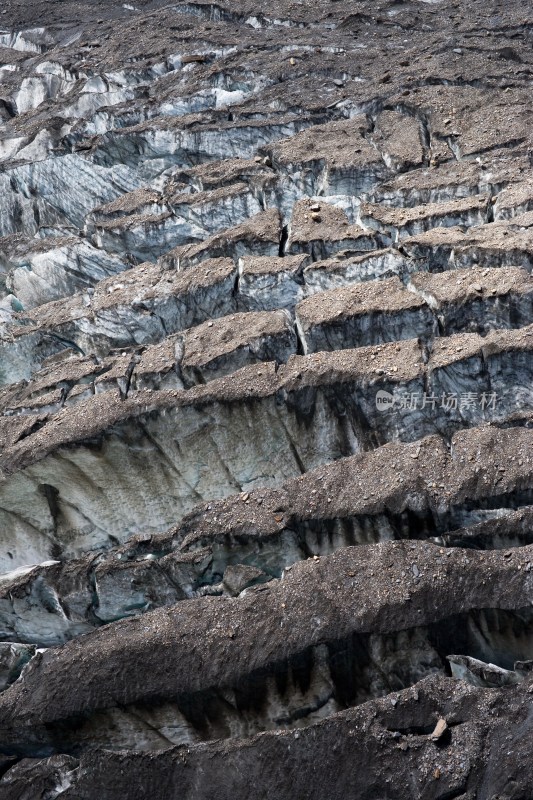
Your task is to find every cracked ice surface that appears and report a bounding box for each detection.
[0,0,532,793]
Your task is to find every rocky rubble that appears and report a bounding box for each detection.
[0,0,532,797]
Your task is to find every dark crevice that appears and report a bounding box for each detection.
[38,484,61,537]
[0,757,20,781]
[13,417,48,443]
[278,224,289,257]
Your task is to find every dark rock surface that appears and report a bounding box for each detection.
[0,0,533,797]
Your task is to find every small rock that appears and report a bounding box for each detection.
[429,718,448,741]
[223,564,265,596]
[182,54,207,64]
[398,741,409,751]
